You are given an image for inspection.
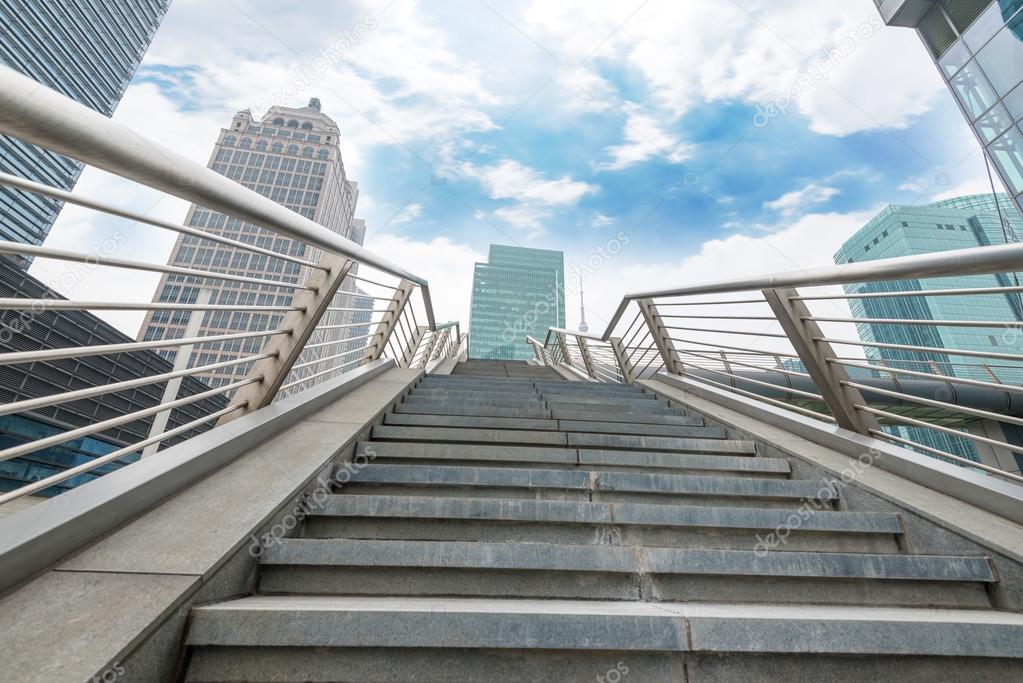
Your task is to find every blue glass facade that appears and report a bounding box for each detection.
[469,245,566,361]
[903,1,1023,219]
[835,193,1023,462]
[0,0,171,257]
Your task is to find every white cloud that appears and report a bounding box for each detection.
[390,202,424,225]
[594,106,694,171]
[465,159,598,206]
[931,175,1006,202]
[523,0,945,137]
[364,233,483,327]
[591,212,613,228]
[764,184,841,216]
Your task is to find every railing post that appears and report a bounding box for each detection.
[555,331,572,369]
[417,328,442,370]
[761,287,879,434]
[609,336,636,384]
[219,254,353,424]
[400,325,428,368]
[637,298,683,375]
[719,350,733,377]
[362,278,415,364]
[577,336,597,379]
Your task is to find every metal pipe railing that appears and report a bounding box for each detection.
[536,242,1023,485]
[0,69,466,506]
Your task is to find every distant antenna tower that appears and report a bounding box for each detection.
[578,289,589,333]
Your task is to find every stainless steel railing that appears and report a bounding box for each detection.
[535,240,1023,484]
[0,66,461,506]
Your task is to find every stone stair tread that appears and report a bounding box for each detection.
[370,425,730,446]
[186,596,1023,657]
[260,539,992,582]
[313,494,902,534]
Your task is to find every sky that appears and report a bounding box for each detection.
[29,0,1008,338]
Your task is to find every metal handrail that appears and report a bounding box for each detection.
[0,68,465,506]
[536,242,1023,484]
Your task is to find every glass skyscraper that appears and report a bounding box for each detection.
[469,245,565,361]
[877,1,1023,219]
[138,100,365,394]
[835,193,1023,463]
[0,0,172,260]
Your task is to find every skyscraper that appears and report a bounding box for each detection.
[469,245,565,360]
[876,1,1023,218]
[138,100,365,392]
[0,0,172,260]
[835,192,1023,464]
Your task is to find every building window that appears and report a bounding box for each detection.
[901,222,909,227]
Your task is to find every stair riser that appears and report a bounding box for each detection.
[257,565,989,608]
[186,648,684,683]
[368,457,791,477]
[338,484,592,501]
[302,518,901,554]
[259,567,641,600]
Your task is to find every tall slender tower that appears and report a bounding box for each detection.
[0,0,172,264]
[578,289,589,333]
[138,99,365,392]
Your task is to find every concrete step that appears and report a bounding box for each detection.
[567,432,751,454]
[539,392,663,406]
[402,397,544,411]
[258,539,993,606]
[393,403,551,419]
[343,463,836,508]
[302,494,902,553]
[546,401,684,416]
[185,597,1023,682]
[382,412,708,435]
[370,424,730,446]
[550,409,698,425]
[407,389,541,402]
[383,413,560,432]
[361,440,786,476]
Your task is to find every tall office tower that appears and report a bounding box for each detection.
[469,245,565,360]
[876,1,1023,218]
[138,100,364,391]
[0,0,172,262]
[835,193,1023,464]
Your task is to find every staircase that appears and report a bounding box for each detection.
[182,367,1023,682]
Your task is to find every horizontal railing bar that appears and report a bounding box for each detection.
[0,402,247,506]
[678,348,813,379]
[312,321,377,333]
[793,285,1023,301]
[681,361,825,401]
[544,327,608,343]
[0,328,291,365]
[0,352,275,417]
[347,273,400,289]
[325,307,390,314]
[0,298,303,313]
[0,376,261,463]
[855,404,1023,456]
[807,315,1020,329]
[662,325,790,339]
[680,372,837,422]
[829,359,1023,395]
[350,294,394,302]
[0,241,315,291]
[656,298,766,306]
[843,381,1023,427]
[868,429,1023,484]
[661,314,777,321]
[280,359,361,392]
[0,171,327,271]
[303,332,375,351]
[604,241,1023,337]
[289,346,365,372]
[818,336,1023,363]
